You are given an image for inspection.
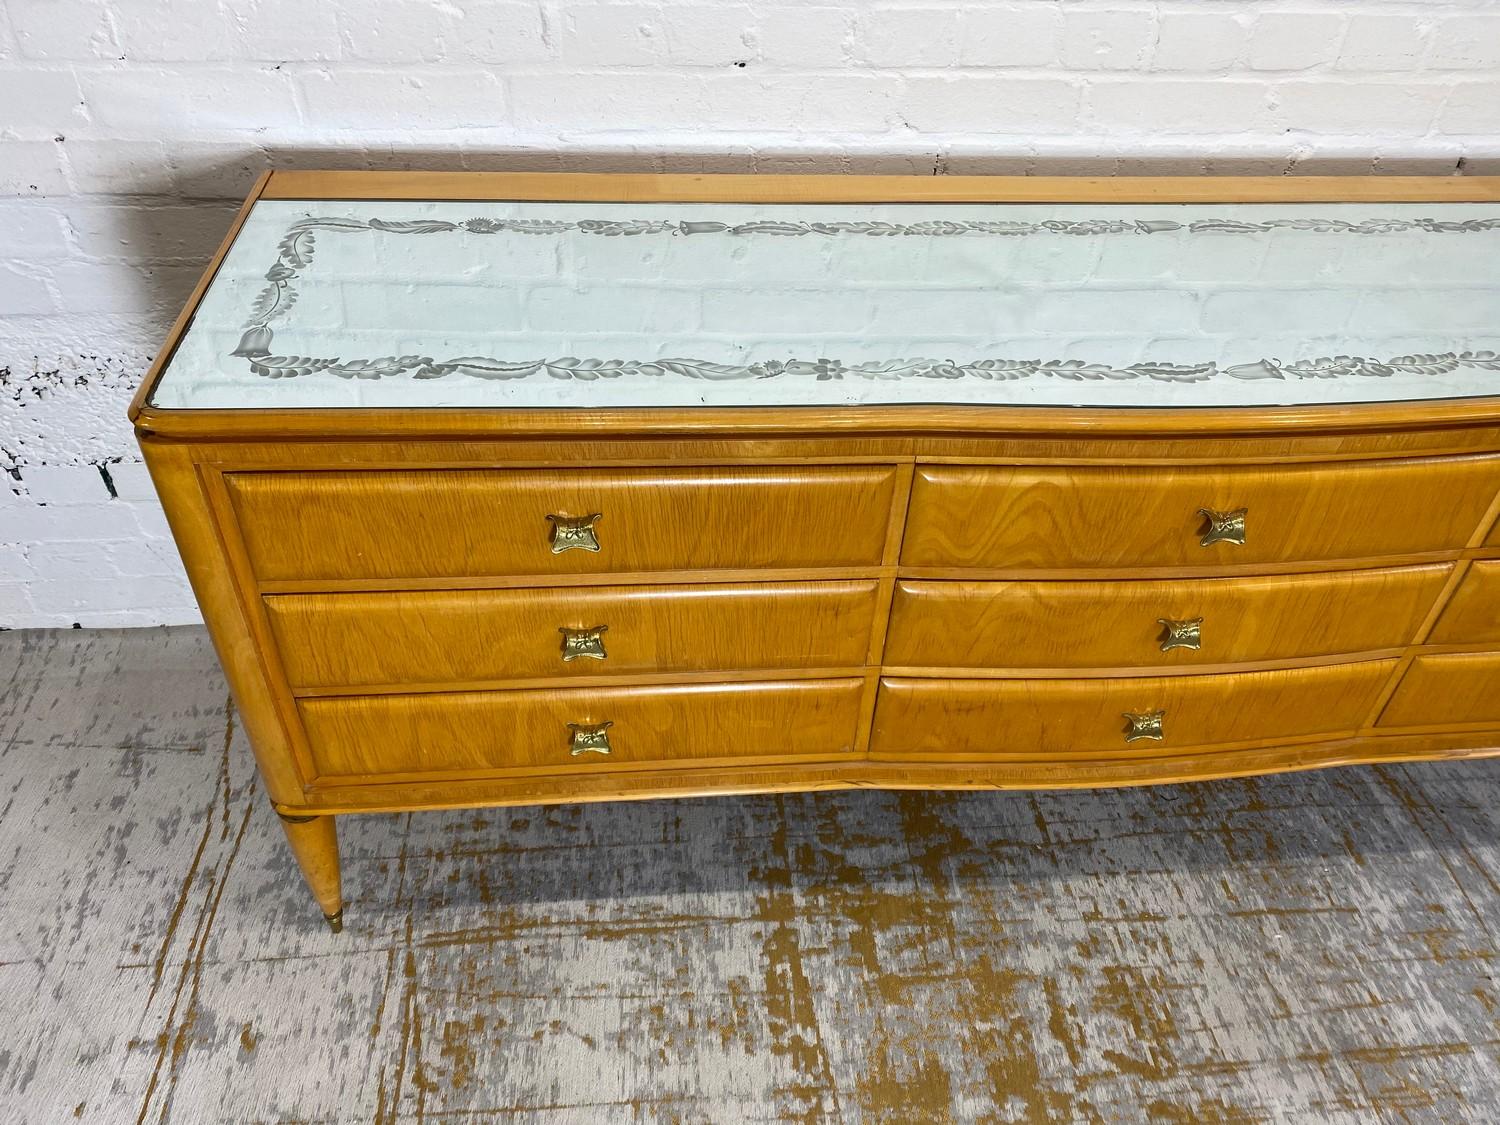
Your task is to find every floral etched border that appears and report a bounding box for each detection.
[231,213,1500,387]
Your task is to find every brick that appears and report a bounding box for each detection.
[229,0,343,62]
[298,69,504,131]
[0,545,36,582]
[0,202,73,259]
[1059,10,1155,71]
[61,140,178,196]
[701,73,905,131]
[26,576,196,615]
[657,5,758,66]
[554,4,666,67]
[1275,81,1442,135]
[17,464,110,504]
[64,139,266,201]
[0,264,59,315]
[857,8,960,67]
[903,77,1081,135]
[1430,16,1500,70]
[336,0,550,65]
[751,6,852,68]
[337,0,544,64]
[0,583,36,623]
[1150,13,1247,72]
[1247,13,1344,72]
[445,2,551,64]
[102,461,158,502]
[1437,83,1500,134]
[111,4,240,61]
[958,7,1060,67]
[1336,14,1431,72]
[0,69,87,136]
[0,501,143,544]
[509,72,706,130]
[62,201,239,262]
[8,0,121,59]
[46,262,200,314]
[0,141,70,195]
[1089,80,1270,134]
[78,68,301,134]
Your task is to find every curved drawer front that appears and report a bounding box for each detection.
[1379,653,1500,728]
[871,661,1396,759]
[268,580,879,689]
[228,466,898,581]
[300,679,865,778]
[1428,562,1500,645]
[902,459,1500,570]
[886,565,1450,671]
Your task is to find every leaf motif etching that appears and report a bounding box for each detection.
[233,212,1500,389]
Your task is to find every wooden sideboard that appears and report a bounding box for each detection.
[130,171,1500,929]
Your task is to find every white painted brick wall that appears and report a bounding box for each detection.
[2,0,1499,627]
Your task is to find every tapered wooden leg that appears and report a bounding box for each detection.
[275,810,344,932]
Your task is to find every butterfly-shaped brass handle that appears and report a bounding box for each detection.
[567,721,613,756]
[1123,710,1166,743]
[1198,507,1247,547]
[1157,617,1203,652]
[547,513,602,553]
[559,625,608,662]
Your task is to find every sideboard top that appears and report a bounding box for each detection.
[136,172,1500,430]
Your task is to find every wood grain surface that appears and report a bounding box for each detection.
[1380,652,1500,728]
[299,678,866,778]
[872,662,1398,759]
[885,566,1451,671]
[227,466,898,581]
[267,580,880,689]
[1430,561,1500,644]
[902,458,1500,570]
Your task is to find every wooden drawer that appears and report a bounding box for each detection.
[901,459,1500,570]
[267,580,878,689]
[871,661,1397,759]
[227,466,897,582]
[1428,562,1500,645]
[885,565,1449,671]
[299,679,865,778]
[1379,653,1500,728]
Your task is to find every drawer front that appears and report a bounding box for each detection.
[1428,562,1500,645]
[871,661,1396,758]
[300,679,865,777]
[268,580,878,689]
[228,466,897,581]
[1379,653,1500,728]
[885,565,1449,670]
[902,459,1500,570]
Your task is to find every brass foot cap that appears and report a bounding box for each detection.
[323,909,344,934]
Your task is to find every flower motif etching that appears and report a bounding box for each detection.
[233,213,1500,389]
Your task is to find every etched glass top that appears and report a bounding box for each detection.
[151,197,1500,410]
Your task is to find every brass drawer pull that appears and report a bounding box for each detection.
[568,721,613,756]
[1198,507,1247,547]
[547,513,602,553]
[559,625,608,661]
[1157,617,1203,652]
[1123,710,1165,743]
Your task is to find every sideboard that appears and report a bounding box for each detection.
[130,171,1500,928]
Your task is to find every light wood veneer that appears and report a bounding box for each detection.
[903,460,1500,571]
[885,566,1451,672]
[227,466,898,580]
[129,171,1500,925]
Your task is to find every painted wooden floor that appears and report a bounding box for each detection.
[0,626,1497,1123]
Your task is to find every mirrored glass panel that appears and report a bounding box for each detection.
[152,198,1500,410]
